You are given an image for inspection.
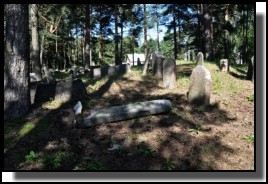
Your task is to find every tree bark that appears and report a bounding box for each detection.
[84,4,91,69]
[203,4,214,61]
[5,4,30,120]
[30,4,42,81]
[172,7,177,60]
[114,4,120,65]
[142,4,149,76]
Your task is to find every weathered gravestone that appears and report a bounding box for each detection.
[30,79,88,104]
[163,58,177,89]
[89,64,130,79]
[187,52,212,105]
[220,59,228,72]
[82,99,172,127]
[196,52,204,66]
[152,51,164,78]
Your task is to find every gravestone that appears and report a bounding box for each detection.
[89,64,130,79]
[188,52,212,105]
[152,51,164,78]
[196,52,204,66]
[220,59,228,72]
[31,79,88,104]
[163,58,177,89]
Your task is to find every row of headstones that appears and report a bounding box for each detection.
[89,64,131,79]
[151,51,177,90]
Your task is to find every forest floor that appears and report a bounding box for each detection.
[4,61,254,170]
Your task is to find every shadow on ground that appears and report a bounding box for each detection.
[4,63,238,170]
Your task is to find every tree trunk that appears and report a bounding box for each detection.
[197,4,202,52]
[84,4,91,69]
[114,4,120,65]
[203,4,214,61]
[142,48,151,76]
[120,23,123,63]
[156,18,160,51]
[172,7,177,60]
[5,4,30,120]
[142,4,149,75]
[76,24,79,65]
[30,4,42,81]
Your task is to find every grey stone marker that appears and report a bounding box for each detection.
[188,52,212,105]
[220,59,228,72]
[163,58,177,89]
[196,52,204,66]
[83,99,172,127]
[152,51,164,78]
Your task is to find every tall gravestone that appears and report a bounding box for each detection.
[152,51,164,79]
[196,52,204,66]
[163,58,177,89]
[188,52,212,105]
[220,59,228,72]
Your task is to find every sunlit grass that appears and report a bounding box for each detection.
[19,122,36,137]
[41,99,64,110]
[86,77,109,94]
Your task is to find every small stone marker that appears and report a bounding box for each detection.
[220,59,228,72]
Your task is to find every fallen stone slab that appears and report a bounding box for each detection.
[83,99,172,127]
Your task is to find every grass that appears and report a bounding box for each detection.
[138,143,156,157]
[211,67,242,95]
[25,151,39,163]
[41,151,74,169]
[86,76,109,94]
[78,157,106,170]
[166,158,175,170]
[41,99,64,110]
[247,94,254,102]
[188,124,203,135]
[19,122,36,137]
[243,134,254,144]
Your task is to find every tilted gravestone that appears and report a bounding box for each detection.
[162,58,177,89]
[89,64,130,79]
[196,52,204,66]
[220,59,228,72]
[152,51,164,78]
[187,52,212,105]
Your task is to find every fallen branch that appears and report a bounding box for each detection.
[83,99,172,127]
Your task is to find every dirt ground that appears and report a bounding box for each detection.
[4,62,254,170]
